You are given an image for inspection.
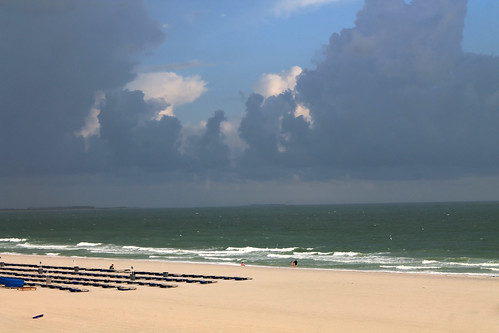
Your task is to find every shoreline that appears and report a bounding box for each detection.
[1,253,498,332]
[2,252,497,278]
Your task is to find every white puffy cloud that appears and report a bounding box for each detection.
[273,0,341,16]
[75,91,105,143]
[126,72,207,117]
[76,72,207,141]
[294,104,313,125]
[253,66,313,126]
[253,66,302,98]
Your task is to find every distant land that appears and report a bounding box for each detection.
[0,206,108,212]
[1,200,497,212]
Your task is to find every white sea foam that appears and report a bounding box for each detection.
[5,239,497,276]
[395,265,441,270]
[268,254,294,259]
[225,246,296,253]
[265,250,418,268]
[76,242,102,247]
[448,262,492,267]
[0,238,27,242]
[64,243,495,275]
[332,251,360,257]
[422,260,438,264]
[481,262,499,268]
[192,256,234,262]
[120,245,187,255]
[101,245,299,262]
[16,243,73,250]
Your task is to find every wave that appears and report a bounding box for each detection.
[332,251,361,257]
[15,243,74,250]
[2,241,498,276]
[422,260,438,264]
[225,246,296,253]
[0,238,27,242]
[381,265,441,271]
[76,242,102,247]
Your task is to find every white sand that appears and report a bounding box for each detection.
[0,254,497,332]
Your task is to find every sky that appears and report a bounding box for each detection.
[1,0,499,208]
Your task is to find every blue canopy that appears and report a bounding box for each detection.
[0,277,25,288]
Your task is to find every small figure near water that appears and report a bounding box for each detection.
[291,260,298,268]
[109,264,114,270]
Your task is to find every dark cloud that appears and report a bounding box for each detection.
[0,1,233,181]
[2,0,499,209]
[0,0,164,175]
[238,93,297,179]
[96,89,183,171]
[237,0,499,180]
[184,110,231,173]
[95,90,232,176]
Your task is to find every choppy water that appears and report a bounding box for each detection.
[0,202,497,275]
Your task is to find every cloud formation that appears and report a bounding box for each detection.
[91,89,231,176]
[126,72,207,117]
[253,66,302,98]
[252,66,313,125]
[96,89,183,170]
[273,0,342,16]
[2,0,499,208]
[0,0,164,175]
[238,0,499,180]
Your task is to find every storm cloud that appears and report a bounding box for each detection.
[238,0,499,180]
[2,0,499,208]
[0,0,231,180]
[0,0,164,175]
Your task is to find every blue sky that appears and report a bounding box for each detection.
[141,0,364,123]
[141,0,498,124]
[2,0,499,208]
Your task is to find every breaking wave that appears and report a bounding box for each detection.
[0,240,497,276]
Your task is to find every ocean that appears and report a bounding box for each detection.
[0,202,497,276]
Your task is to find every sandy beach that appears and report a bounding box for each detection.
[0,254,497,332]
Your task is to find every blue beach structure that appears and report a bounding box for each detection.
[0,277,25,288]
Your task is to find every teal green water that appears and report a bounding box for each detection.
[0,202,497,275]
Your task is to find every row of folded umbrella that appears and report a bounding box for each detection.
[0,261,251,292]
[0,262,250,281]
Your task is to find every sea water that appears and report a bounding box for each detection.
[0,202,497,276]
